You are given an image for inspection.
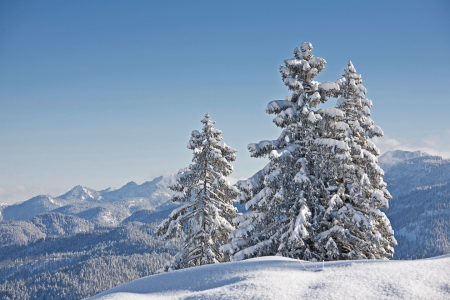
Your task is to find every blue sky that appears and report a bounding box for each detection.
[1,0,449,204]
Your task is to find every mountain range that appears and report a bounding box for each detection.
[0,175,176,226]
[1,151,450,259]
[0,175,181,300]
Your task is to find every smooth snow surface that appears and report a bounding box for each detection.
[89,255,450,300]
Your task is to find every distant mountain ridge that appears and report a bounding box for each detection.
[378,150,428,172]
[0,175,176,225]
[0,212,94,247]
[379,150,450,259]
[1,195,63,221]
[379,150,450,198]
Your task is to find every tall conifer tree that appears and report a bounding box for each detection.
[223,45,395,262]
[314,62,396,260]
[222,43,341,261]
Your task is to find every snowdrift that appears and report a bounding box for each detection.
[89,255,450,299]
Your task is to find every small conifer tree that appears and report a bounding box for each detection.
[157,113,238,271]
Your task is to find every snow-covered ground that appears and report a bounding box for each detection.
[89,255,450,299]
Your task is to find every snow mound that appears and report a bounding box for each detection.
[89,255,450,300]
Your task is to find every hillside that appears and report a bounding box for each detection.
[89,255,450,300]
[0,222,181,300]
[389,182,450,259]
[379,150,450,259]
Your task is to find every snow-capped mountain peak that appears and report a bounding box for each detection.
[58,185,102,202]
[123,181,138,187]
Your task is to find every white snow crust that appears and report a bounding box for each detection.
[89,255,450,300]
[319,81,339,92]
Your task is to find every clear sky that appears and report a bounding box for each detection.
[1,0,449,204]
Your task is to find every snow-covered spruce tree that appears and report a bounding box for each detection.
[156,113,238,271]
[314,61,396,260]
[221,43,342,261]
